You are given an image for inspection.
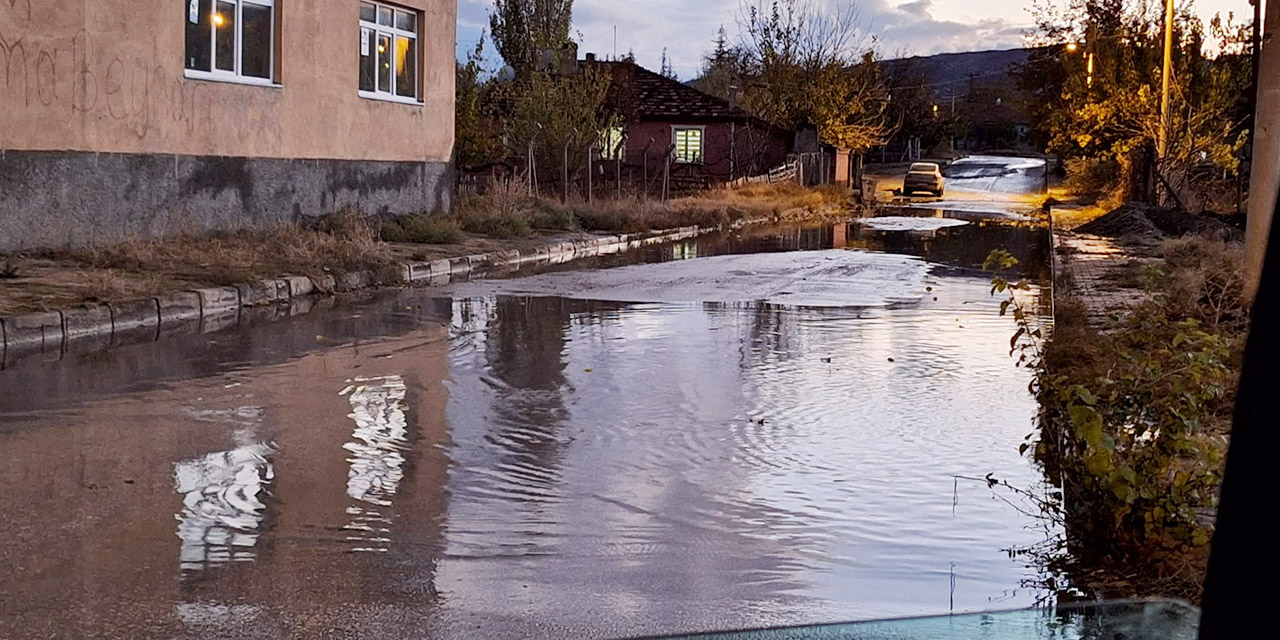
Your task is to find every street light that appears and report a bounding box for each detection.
[1066,42,1078,52]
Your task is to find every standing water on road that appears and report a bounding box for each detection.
[0,214,1050,639]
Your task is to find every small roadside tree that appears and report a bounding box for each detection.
[455,37,506,169]
[504,65,620,195]
[736,0,890,150]
[490,0,575,75]
[1019,0,1251,208]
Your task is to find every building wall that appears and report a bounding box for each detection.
[620,119,791,183]
[0,0,456,251]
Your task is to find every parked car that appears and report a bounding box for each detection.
[903,162,945,197]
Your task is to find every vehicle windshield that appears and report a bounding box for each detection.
[909,162,939,172]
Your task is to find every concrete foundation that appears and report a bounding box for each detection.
[0,150,453,251]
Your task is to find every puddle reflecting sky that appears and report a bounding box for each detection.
[0,218,1052,639]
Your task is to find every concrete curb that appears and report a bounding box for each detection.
[0,220,765,370]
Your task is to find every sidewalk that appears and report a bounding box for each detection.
[1052,231,1157,326]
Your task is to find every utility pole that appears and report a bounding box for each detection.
[1157,0,1174,168]
[1246,0,1279,296]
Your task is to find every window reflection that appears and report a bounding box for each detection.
[340,375,409,552]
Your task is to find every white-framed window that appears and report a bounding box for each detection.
[672,126,704,164]
[600,126,625,160]
[359,1,421,103]
[184,0,277,85]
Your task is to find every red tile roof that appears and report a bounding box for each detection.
[593,61,752,122]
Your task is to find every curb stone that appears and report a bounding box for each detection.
[108,299,160,342]
[158,292,201,325]
[283,276,314,298]
[158,293,202,338]
[314,274,337,292]
[429,259,451,278]
[2,310,63,366]
[448,257,471,275]
[1,220,775,369]
[4,310,63,353]
[193,287,240,314]
[62,306,114,352]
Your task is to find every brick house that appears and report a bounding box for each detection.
[591,59,794,190]
[0,0,456,252]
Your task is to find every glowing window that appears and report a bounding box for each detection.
[673,127,704,164]
[359,2,420,102]
[184,0,276,83]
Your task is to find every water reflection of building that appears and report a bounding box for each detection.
[175,442,277,571]
[341,375,410,552]
[0,295,455,636]
[175,327,453,614]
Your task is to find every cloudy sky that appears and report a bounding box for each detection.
[457,0,1257,78]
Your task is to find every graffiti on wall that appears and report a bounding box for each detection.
[2,3,279,146]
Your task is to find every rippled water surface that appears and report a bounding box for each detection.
[0,216,1050,639]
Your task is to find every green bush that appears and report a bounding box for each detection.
[571,206,627,232]
[380,215,463,244]
[458,210,532,239]
[988,241,1247,600]
[1064,157,1121,201]
[529,202,579,231]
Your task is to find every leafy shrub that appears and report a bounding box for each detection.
[1065,157,1121,202]
[988,241,1247,600]
[528,201,579,231]
[570,206,627,232]
[458,210,533,239]
[380,215,463,244]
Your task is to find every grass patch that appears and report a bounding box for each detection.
[380,215,464,244]
[438,179,855,242]
[458,209,534,239]
[66,208,397,287]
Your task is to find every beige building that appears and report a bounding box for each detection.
[0,0,457,251]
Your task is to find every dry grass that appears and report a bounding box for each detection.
[443,179,856,240]
[66,208,397,288]
[2,183,856,315]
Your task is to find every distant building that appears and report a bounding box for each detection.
[0,0,456,251]
[592,60,794,190]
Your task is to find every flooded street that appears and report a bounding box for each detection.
[1,188,1052,637]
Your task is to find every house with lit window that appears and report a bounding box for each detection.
[0,0,455,251]
[591,59,794,190]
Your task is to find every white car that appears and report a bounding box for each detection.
[903,162,945,197]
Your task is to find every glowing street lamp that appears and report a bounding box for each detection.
[1066,42,1078,52]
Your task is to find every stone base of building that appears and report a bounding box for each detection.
[0,150,454,252]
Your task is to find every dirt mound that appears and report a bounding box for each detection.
[1076,204,1243,240]
[1076,204,1160,237]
